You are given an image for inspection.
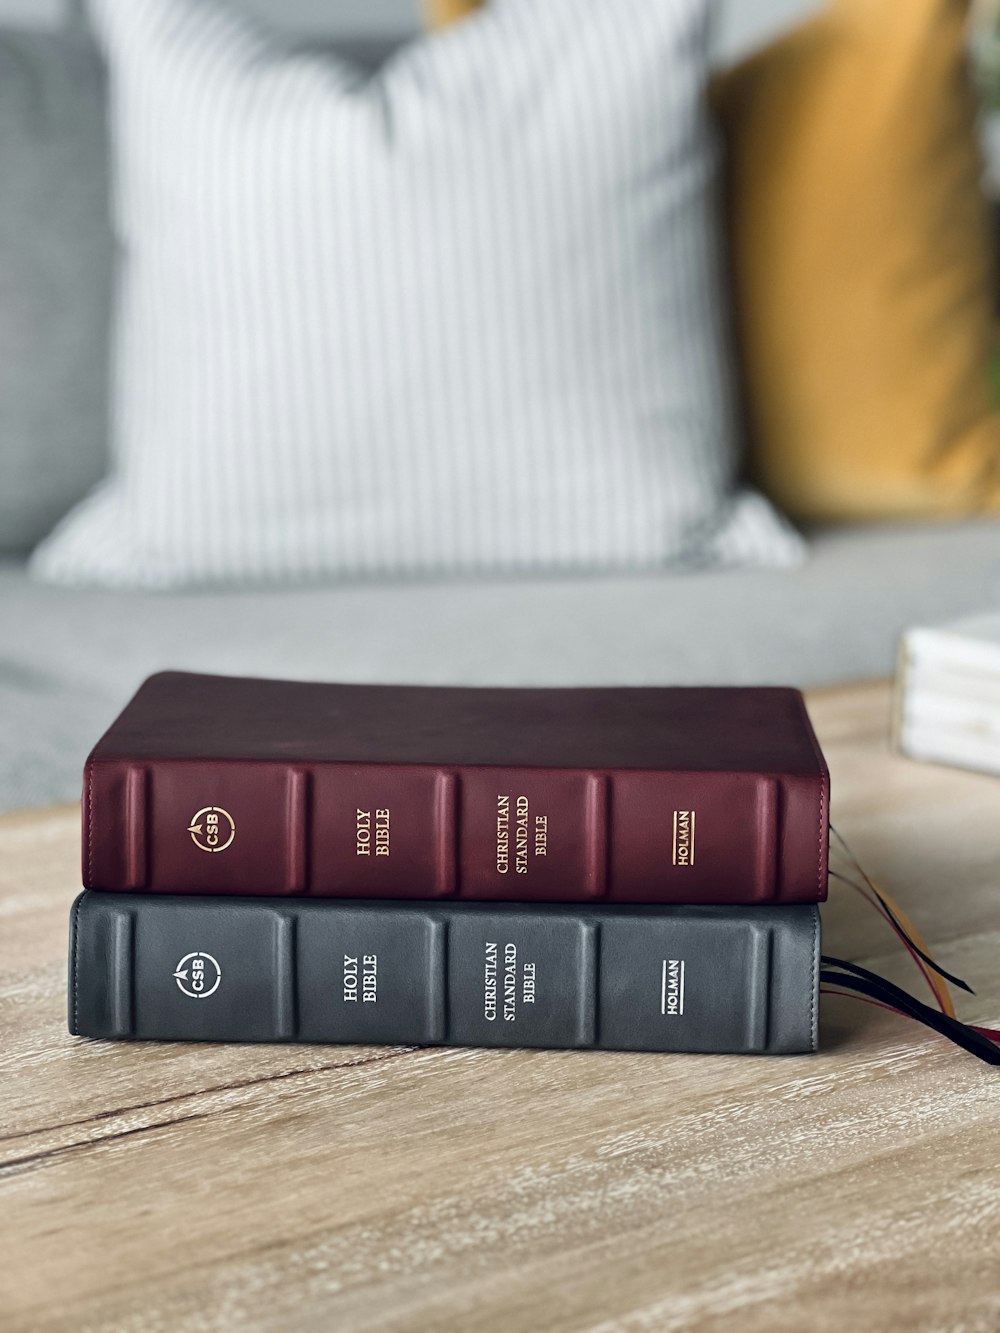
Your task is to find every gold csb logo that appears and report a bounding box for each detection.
[188,806,236,853]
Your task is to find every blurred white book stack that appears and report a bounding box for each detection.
[896,612,1000,775]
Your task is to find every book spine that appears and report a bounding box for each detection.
[83,757,829,904]
[69,893,821,1054]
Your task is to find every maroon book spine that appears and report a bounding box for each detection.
[83,756,827,904]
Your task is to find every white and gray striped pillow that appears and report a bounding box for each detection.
[32,0,803,589]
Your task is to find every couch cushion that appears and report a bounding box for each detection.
[0,1,822,557]
[32,0,801,590]
[5,519,1000,810]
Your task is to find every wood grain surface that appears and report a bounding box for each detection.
[1,683,998,1333]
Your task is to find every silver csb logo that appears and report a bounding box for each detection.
[173,951,222,999]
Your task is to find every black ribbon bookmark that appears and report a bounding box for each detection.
[821,956,1000,1067]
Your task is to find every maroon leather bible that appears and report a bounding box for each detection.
[82,672,829,904]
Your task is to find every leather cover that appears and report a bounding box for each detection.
[69,892,821,1054]
[83,672,830,904]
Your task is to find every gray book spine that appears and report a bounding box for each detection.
[69,893,820,1054]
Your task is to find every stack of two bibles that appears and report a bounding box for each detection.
[70,674,829,1056]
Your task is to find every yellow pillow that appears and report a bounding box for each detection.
[716,0,1000,520]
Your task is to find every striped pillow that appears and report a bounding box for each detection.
[32,0,803,589]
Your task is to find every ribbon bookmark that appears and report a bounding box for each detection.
[827,826,998,1066]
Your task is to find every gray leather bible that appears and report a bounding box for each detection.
[69,893,821,1055]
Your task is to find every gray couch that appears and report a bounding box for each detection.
[5,519,1000,810]
[2,0,998,813]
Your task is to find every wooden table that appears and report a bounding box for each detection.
[2,683,998,1332]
